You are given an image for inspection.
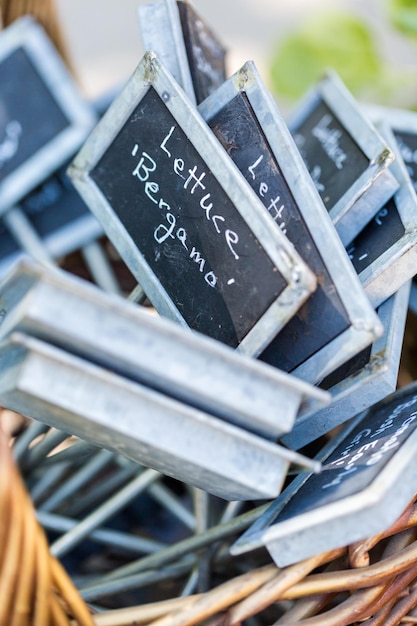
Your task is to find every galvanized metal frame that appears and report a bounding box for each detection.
[0,332,321,501]
[0,16,96,213]
[198,61,383,383]
[347,121,417,308]
[0,91,113,279]
[232,382,417,564]
[361,105,417,311]
[68,51,317,357]
[0,214,102,278]
[282,281,410,450]
[138,0,196,103]
[362,102,417,156]
[0,260,329,439]
[288,70,398,246]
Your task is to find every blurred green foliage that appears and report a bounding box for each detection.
[270,13,381,100]
[390,0,417,38]
[269,1,417,107]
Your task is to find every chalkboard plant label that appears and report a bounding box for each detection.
[199,62,383,383]
[0,260,329,440]
[0,16,96,213]
[289,70,399,246]
[282,281,410,450]
[0,93,110,278]
[0,91,115,278]
[0,332,321,501]
[361,103,417,197]
[232,381,417,564]
[138,0,226,105]
[346,121,417,308]
[68,52,316,356]
[0,159,103,279]
[360,104,417,313]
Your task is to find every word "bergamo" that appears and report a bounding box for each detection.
[131,125,242,289]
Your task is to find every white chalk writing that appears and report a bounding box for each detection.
[130,126,242,288]
[0,120,22,170]
[321,394,417,490]
[247,154,287,235]
[312,114,347,170]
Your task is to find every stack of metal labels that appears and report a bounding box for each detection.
[2,0,417,567]
[130,0,417,563]
[0,259,328,501]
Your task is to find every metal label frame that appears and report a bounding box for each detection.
[282,281,410,450]
[0,260,329,440]
[138,0,196,103]
[0,332,321,501]
[346,121,417,308]
[232,382,417,564]
[0,16,96,213]
[198,62,383,383]
[138,0,226,105]
[68,51,316,357]
[289,70,398,246]
[0,91,113,278]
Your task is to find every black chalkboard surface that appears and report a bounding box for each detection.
[199,62,382,382]
[22,161,101,244]
[69,52,316,356]
[289,72,398,246]
[0,160,103,278]
[277,387,417,521]
[90,87,287,346]
[176,0,226,104]
[0,17,96,212]
[207,92,349,371]
[0,48,69,180]
[343,120,417,309]
[359,107,417,310]
[346,198,405,275]
[233,382,417,566]
[292,99,369,212]
[19,87,113,252]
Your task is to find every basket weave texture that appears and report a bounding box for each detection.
[3,416,417,626]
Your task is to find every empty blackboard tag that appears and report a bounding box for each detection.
[346,121,417,308]
[282,281,410,450]
[0,260,329,439]
[68,51,317,356]
[199,61,383,383]
[0,16,96,213]
[0,90,117,278]
[0,331,321,501]
[138,0,227,105]
[289,70,399,246]
[232,382,417,565]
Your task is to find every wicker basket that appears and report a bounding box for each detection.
[3,416,417,626]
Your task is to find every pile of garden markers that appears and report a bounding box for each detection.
[2,0,417,565]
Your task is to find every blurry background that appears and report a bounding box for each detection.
[55,0,417,113]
